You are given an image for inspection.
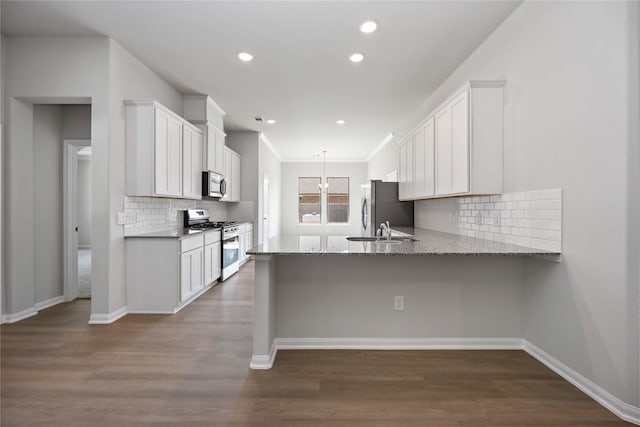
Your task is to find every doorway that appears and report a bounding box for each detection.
[64,139,92,301]
[263,175,270,245]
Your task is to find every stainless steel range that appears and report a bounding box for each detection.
[219,223,240,280]
[184,209,240,281]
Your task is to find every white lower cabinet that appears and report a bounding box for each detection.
[180,246,203,302]
[204,231,221,285]
[126,231,221,314]
[238,223,253,264]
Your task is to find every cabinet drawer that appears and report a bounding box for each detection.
[181,234,204,253]
[204,230,221,245]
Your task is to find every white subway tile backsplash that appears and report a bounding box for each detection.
[122,196,228,235]
[418,188,562,252]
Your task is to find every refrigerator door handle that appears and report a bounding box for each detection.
[361,199,368,231]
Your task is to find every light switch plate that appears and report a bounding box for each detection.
[117,212,136,225]
[117,212,127,225]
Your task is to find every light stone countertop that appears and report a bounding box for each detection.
[124,227,221,239]
[247,227,560,256]
[124,221,253,239]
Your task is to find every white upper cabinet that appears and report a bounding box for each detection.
[398,139,408,200]
[435,103,453,196]
[125,100,203,199]
[398,136,413,201]
[209,124,226,175]
[399,81,504,200]
[182,124,203,199]
[221,146,241,202]
[154,107,183,197]
[194,122,226,175]
[450,91,470,194]
[412,117,435,199]
[183,95,226,176]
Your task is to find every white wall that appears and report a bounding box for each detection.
[77,157,92,247]
[281,162,367,236]
[226,131,283,246]
[108,39,184,313]
[258,136,282,242]
[33,105,64,304]
[367,139,398,181]
[3,36,186,320]
[4,37,110,318]
[367,1,640,407]
[226,131,259,241]
[276,256,524,339]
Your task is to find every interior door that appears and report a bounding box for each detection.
[262,175,270,245]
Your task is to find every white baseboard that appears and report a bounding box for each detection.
[250,341,278,369]
[88,306,127,324]
[174,282,217,314]
[275,337,524,350]
[34,295,65,311]
[249,337,522,370]
[523,340,640,425]
[248,336,639,425]
[1,306,38,323]
[126,309,176,315]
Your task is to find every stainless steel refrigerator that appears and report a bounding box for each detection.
[361,180,414,236]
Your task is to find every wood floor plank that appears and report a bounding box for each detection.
[1,260,633,426]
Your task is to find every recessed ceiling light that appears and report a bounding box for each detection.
[336,120,346,125]
[349,53,365,63]
[238,52,254,62]
[266,119,276,124]
[360,19,378,34]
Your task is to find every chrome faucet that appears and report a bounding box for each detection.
[379,221,391,241]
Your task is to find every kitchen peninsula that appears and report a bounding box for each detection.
[247,228,560,369]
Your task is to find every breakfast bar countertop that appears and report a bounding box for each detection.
[247,227,560,256]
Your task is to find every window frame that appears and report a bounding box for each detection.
[326,177,350,225]
[298,177,323,225]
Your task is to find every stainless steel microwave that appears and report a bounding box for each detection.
[202,171,226,199]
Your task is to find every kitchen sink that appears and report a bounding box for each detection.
[346,236,418,243]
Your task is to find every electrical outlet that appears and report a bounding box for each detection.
[494,214,501,227]
[166,208,177,222]
[394,295,405,311]
[475,213,482,226]
[117,212,136,225]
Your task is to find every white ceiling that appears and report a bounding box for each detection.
[1,1,521,161]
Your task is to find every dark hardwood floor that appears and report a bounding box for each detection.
[1,260,632,426]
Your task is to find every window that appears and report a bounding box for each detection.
[299,177,321,223]
[327,177,349,223]
[298,176,350,224]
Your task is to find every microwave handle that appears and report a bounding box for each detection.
[220,178,227,197]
